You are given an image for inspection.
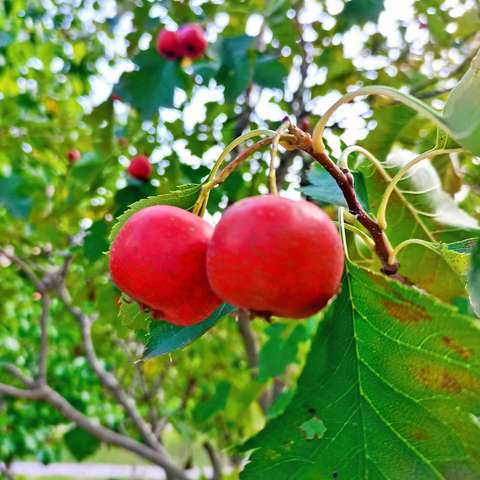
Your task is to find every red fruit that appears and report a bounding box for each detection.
[67,149,81,162]
[128,155,152,181]
[207,195,344,318]
[156,29,182,60]
[111,94,122,101]
[178,24,207,59]
[109,206,221,326]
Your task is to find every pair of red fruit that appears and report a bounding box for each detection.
[109,195,344,327]
[156,24,207,61]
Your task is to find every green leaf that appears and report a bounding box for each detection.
[443,49,480,156]
[353,149,479,302]
[109,183,201,244]
[468,239,480,316]
[193,380,231,423]
[83,220,109,262]
[113,182,157,217]
[143,304,235,359]
[362,103,417,159]
[339,0,385,31]
[0,174,32,218]
[115,49,185,118]
[258,323,309,382]
[241,262,480,479]
[64,427,101,461]
[265,388,295,420]
[70,152,104,183]
[253,55,287,89]
[85,100,114,156]
[216,36,255,103]
[301,167,370,212]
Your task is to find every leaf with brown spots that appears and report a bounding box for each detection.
[241,261,480,480]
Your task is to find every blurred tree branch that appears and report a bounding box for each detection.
[0,249,190,480]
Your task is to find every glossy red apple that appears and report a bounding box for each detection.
[156,29,182,60]
[207,195,344,318]
[178,24,207,59]
[128,155,152,181]
[109,206,221,326]
[67,149,81,162]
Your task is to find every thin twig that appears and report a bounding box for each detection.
[58,286,165,453]
[2,365,34,388]
[37,294,50,385]
[236,311,269,412]
[203,442,223,480]
[284,126,399,274]
[0,383,189,480]
[0,249,44,292]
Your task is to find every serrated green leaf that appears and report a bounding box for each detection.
[241,261,480,479]
[144,304,235,359]
[109,184,201,244]
[468,239,480,316]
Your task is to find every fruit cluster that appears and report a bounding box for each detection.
[109,195,344,326]
[156,24,207,61]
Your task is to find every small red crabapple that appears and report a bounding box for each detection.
[156,29,183,60]
[67,150,81,162]
[127,155,152,181]
[178,24,207,60]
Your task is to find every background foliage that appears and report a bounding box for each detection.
[0,0,479,478]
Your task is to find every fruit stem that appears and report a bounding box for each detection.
[338,145,384,172]
[213,137,275,186]
[388,238,438,265]
[337,222,376,249]
[207,129,276,184]
[192,129,276,216]
[287,124,399,275]
[376,148,464,230]
[269,119,291,194]
[311,86,453,154]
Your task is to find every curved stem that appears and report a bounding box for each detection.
[311,86,452,153]
[340,222,376,249]
[377,148,464,230]
[214,137,274,187]
[269,120,290,194]
[193,129,275,216]
[389,238,438,265]
[207,129,275,183]
[338,145,384,172]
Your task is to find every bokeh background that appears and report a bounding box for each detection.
[1,0,479,478]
